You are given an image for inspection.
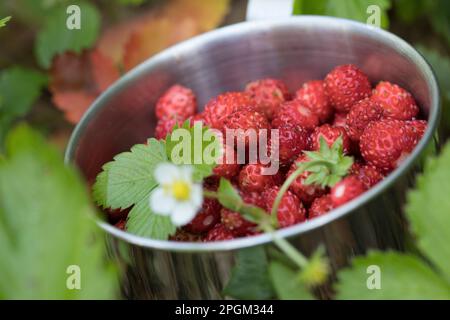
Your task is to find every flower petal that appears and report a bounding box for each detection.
[190,184,203,208]
[149,188,175,215]
[179,165,193,182]
[171,202,198,226]
[154,163,179,184]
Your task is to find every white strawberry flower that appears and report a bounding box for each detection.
[149,163,203,226]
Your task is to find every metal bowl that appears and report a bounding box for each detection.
[65,16,440,299]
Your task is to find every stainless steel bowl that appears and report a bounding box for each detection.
[65,16,440,299]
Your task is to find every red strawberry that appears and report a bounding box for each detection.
[346,98,383,142]
[371,81,419,120]
[155,85,197,120]
[309,195,334,219]
[203,92,255,129]
[154,115,183,140]
[295,80,332,123]
[324,64,372,113]
[272,100,319,129]
[351,164,384,188]
[222,108,271,147]
[332,112,348,128]
[287,154,327,205]
[360,119,416,172]
[188,112,208,126]
[170,229,204,242]
[245,78,291,119]
[184,199,221,234]
[310,124,352,154]
[213,141,241,179]
[204,224,235,241]
[238,163,278,193]
[407,119,427,143]
[277,123,310,165]
[330,176,366,207]
[263,186,307,228]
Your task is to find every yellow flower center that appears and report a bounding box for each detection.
[169,180,191,201]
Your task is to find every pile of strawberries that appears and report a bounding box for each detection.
[121,64,428,242]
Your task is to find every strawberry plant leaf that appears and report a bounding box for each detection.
[269,261,314,300]
[92,138,167,210]
[0,125,118,299]
[35,1,100,68]
[335,251,450,299]
[223,246,274,299]
[293,0,391,28]
[0,67,47,146]
[406,142,450,282]
[126,196,176,239]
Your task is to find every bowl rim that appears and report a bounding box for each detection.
[65,15,440,252]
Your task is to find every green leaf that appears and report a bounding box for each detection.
[405,142,450,282]
[125,196,176,239]
[217,178,242,211]
[269,261,314,300]
[393,0,427,23]
[293,0,391,28]
[35,1,100,68]
[216,178,267,224]
[223,246,274,299]
[166,121,219,182]
[0,16,11,27]
[92,138,167,210]
[0,67,47,145]
[0,125,117,299]
[336,251,450,299]
[301,136,353,188]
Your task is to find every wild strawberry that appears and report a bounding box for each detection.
[263,186,307,228]
[287,155,327,205]
[188,112,208,126]
[154,116,183,140]
[407,119,427,143]
[310,124,352,154]
[204,223,235,241]
[324,64,372,113]
[360,119,416,172]
[371,81,419,120]
[245,78,291,119]
[309,195,334,219]
[155,85,197,120]
[222,108,271,147]
[213,141,241,179]
[277,123,310,165]
[184,199,221,234]
[295,80,332,123]
[203,92,255,129]
[350,163,384,188]
[332,112,347,128]
[238,163,278,193]
[330,176,366,207]
[170,229,204,242]
[272,100,319,129]
[346,98,383,142]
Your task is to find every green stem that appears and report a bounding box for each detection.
[205,186,308,269]
[262,224,308,268]
[270,160,335,223]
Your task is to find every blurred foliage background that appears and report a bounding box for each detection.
[0,0,450,299]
